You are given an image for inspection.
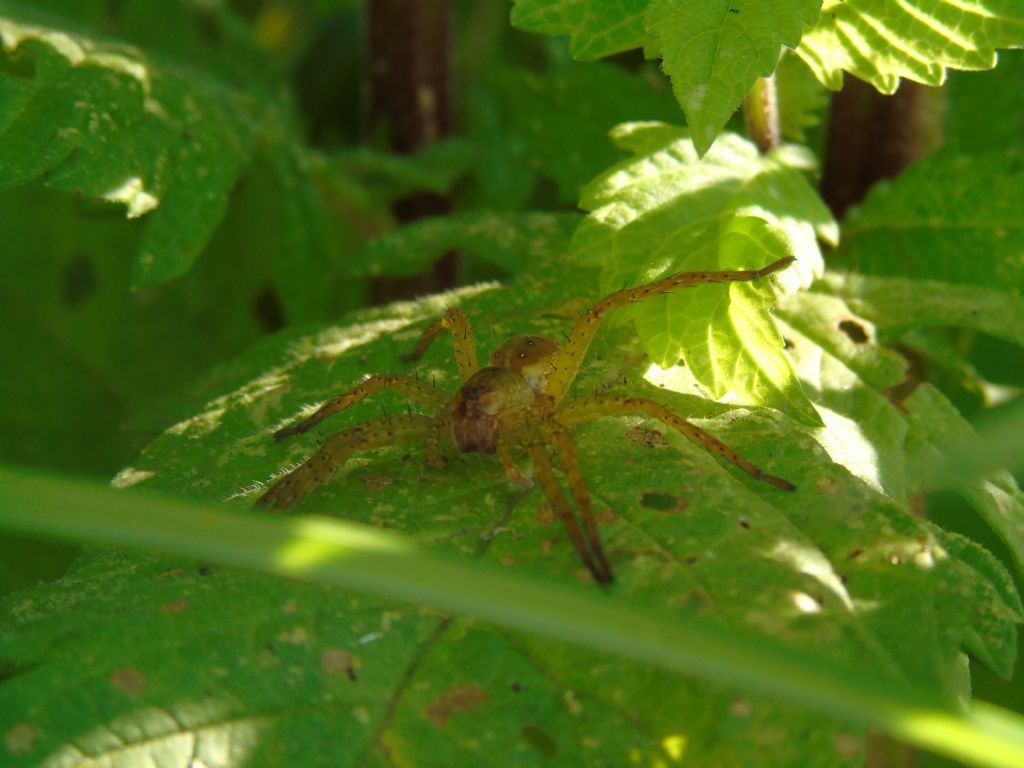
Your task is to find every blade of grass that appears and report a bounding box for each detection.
[1,462,1023,768]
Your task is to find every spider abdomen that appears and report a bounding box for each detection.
[450,367,536,453]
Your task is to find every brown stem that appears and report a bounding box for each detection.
[821,77,944,219]
[366,0,455,301]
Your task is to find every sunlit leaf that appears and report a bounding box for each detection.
[796,0,1024,92]
[573,123,834,426]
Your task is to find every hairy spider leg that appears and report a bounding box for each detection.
[555,395,796,491]
[543,256,796,404]
[401,307,479,382]
[542,422,614,582]
[425,414,450,469]
[495,438,532,488]
[274,375,447,440]
[257,413,435,509]
[523,431,614,584]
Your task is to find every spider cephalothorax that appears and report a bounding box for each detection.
[257,258,797,584]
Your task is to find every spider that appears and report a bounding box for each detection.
[256,257,797,584]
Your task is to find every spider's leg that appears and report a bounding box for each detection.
[275,375,446,440]
[257,413,434,509]
[495,438,531,488]
[541,423,613,581]
[544,257,794,403]
[401,308,479,382]
[524,433,614,584]
[425,415,449,469]
[556,395,795,491]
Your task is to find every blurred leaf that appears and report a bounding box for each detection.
[510,0,654,59]
[466,57,679,207]
[328,139,474,206]
[904,387,1024,579]
[0,164,319,474]
[1,255,1021,766]
[947,49,1024,153]
[0,534,76,597]
[776,50,829,142]
[820,272,1024,349]
[346,211,580,277]
[573,123,835,426]
[2,466,1024,765]
[0,0,327,291]
[796,0,1024,92]
[834,148,1024,291]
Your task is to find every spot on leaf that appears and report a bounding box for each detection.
[639,491,687,513]
[626,426,669,448]
[521,724,559,758]
[814,477,841,495]
[321,648,357,681]
[5,723,36,755]
[62,253,97,308]
[111,667,147,697]
[362,473,395,490]
[425,684,488,728]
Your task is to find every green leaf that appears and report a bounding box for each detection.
[0,1,316,289]
[834,148,1024,291]
[346,211,581,277]
[781,282,1024,585]
[466,58,680,206]
[512,1,1024,155]
[947,49,1024,153]
[0,166,323,474]
[573,123,835,426]
[821,272,1024,350]
[775,290,910,500]
[511,1,822,155]
[903,385,1024,583]
[328,139,474,207]
[510,0,654,59]
[4,256,1019,765]
[646,0,820,154]
[0,476,1023,768]
[834,148,1024,292]
[776,50,830,142]
[796,0,1024,92]
[1,251,1022,765]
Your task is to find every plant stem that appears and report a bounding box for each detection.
[821,77,944,218]
[743,75,781,153]
[366,0,455,301]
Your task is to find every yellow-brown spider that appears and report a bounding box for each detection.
[257,257,797,584]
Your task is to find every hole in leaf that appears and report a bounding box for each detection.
[838,319,869,343]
